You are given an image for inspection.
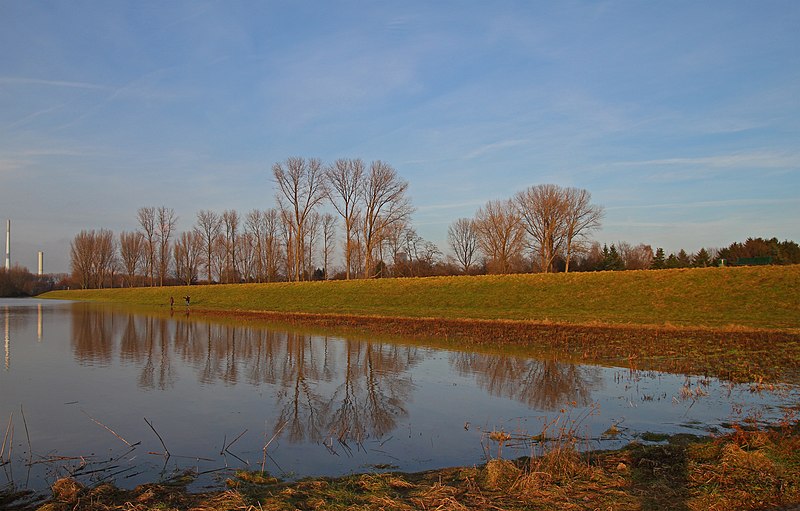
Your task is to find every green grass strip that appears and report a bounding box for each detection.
[42,265,800,331]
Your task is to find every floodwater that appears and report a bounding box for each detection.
[1,298,797,494]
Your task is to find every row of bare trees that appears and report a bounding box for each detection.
[70,229,118,288]
[448,184,603,274]
[69,167,609,287]
[69,157,419,287]
[274,157,413,281]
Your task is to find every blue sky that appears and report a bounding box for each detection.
[1,1,798,274]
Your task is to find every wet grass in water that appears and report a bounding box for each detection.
[10,421,800,510]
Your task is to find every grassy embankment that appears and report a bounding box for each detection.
[44,265,800,330]
[44,265,800,382]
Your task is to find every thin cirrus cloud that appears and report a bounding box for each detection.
[1,1,798,273]
[606,197,800,212]
[0,77,111,90]
[610,152,800,169]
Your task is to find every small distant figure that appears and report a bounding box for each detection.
[169,296,174,308]
[184,295,190,307]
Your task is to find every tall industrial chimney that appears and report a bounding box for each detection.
[38,251,44,275]
[4,219,9,271]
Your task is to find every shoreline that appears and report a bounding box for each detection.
[151,306,800,385]
[11,423,800,511]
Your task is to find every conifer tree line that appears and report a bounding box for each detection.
[67,158,800,289]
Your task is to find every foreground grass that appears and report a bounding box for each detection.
[43,265,800,330]
[8,421,799,511]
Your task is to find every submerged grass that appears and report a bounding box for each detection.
[10,421,800,511]
[42,265,800,330]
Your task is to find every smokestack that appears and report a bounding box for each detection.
[38,251,44,275]
[4,219,9,271]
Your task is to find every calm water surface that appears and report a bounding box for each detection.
[1,298,797,493]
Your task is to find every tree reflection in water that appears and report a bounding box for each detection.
[70,306,114,366]
[449,352,601,410]
[69,305,420,447]
[70,305,600,450]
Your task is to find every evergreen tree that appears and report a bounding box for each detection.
[604,244,625,271]
[693,248,711,267]
[599,244,610,271]
[665,253,680,269]
[716,237,800,265]
[677,249,692,268]
[651,248,666,269]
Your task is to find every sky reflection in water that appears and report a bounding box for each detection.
[1,298,797,493]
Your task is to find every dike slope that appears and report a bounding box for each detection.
[43,265,799,331]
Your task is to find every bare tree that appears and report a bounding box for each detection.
[211,236,227,283]
[95,229,116,288]
[236,231,256,282]
[70,230,96,289]
[618,242,654,270]
[221,209,240,283]
[195,210,223,284]
[137,207,157,286]
[447,218,479,274]
[360,160,412,278]
[70,229,116,289]
[264,208,282,282]
[383,221,410,276]
[326,158,364,279]
[563,188,603,272]
[406,234,441,277]
[279,208,295,281]
[273,157,327,281]
[156,206,177,286]
[246,209,266,282]
[473,199,526,274]
[349,216,365,279]
[514,184,569,273]
[305,211,320,278]
[321,213,337,280]
[173,231,203,285]
[119,230,144,287]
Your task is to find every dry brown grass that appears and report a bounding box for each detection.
[9,421,799,511]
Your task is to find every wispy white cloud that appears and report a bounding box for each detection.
[1,145,108,159]
[610,151,800,169]
[416,199,486,212]
[607,197,800,211]
[0,158,27,176]
[50,68,179,131]
[4,103,67,130]
[0,77,110,90]
[464,139,528,159]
